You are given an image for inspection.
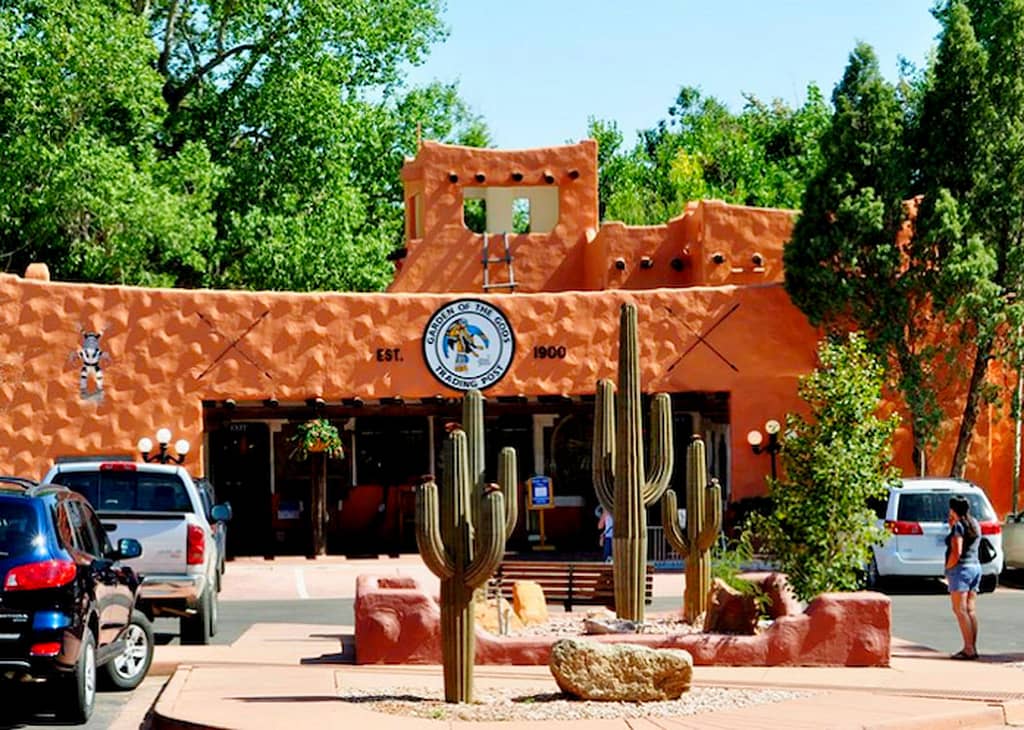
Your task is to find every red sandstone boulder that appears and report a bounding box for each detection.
[703,578,758,635]
[750,572,803,619]
[353,573,890,667]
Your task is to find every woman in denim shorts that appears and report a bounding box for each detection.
[944,496,981,660]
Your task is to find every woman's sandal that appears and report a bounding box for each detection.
[951,650,979,660]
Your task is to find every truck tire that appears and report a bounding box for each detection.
[980,573,998,593]
[57,626,96,723]
[180,589,217,645]
[102,610,154,690]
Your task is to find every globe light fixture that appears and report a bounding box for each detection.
[748,418,782,480]
[139,430,190,464]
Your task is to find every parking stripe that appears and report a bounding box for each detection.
[294,568,309,599]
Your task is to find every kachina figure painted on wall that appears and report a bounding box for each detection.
[70,329,110,401]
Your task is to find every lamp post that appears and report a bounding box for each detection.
[138,428,190,464]
[746,419,781,480]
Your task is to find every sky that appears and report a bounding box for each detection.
[405,0,942,149]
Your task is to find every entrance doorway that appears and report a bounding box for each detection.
[208,422,272,557]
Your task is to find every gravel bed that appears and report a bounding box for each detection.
[503,613,702,637]
[494,612,774,638]
[337,685,811,721]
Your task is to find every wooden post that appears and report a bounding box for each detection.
[310,452,328,556]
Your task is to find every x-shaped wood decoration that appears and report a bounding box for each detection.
[666,303,740,373]
[195,310,273,381]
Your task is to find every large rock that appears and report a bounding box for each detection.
[703,577,759,635]
[475,592,524,634]
[512,580,549,625]
[549,638,693,701]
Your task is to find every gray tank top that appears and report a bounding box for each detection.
[952,518,981,565]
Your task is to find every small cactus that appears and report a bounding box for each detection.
[661,436,722,624]
[593,303,674,621]
[416,429,505,703]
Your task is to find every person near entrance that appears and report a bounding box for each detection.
[597,507,613,562]
[945,496,981,660]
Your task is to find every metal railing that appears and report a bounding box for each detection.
[647,526,683,565]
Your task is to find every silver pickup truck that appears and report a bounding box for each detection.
[41,461,228,644]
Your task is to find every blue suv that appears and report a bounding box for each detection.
[0,478,152,722]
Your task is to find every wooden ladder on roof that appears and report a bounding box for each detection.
[482,232,517,292]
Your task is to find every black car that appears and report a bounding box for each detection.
[0,481,153,723]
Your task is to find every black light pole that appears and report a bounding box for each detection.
[747,419,781,480]
[138,428,191,464]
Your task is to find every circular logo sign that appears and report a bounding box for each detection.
[422,299,515,391]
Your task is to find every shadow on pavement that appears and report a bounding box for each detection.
[301,633,355,664]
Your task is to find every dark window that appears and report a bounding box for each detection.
[66,501,100,556]
[80,502,112,556]
[55,472,99,507]
[896,492,995,522]
[0,500,39,558]
[356,417,430,486]
[57,471,193,513]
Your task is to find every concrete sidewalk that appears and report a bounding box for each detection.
[148,627,1024,729]
[148,556,1024,729]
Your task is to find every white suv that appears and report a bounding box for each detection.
[868,477,1003,592]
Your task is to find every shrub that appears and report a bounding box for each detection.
[744,333,899,601]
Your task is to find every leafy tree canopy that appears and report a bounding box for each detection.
[588,85,830,224]
[785,1,1024,476]
[0,0,488,291]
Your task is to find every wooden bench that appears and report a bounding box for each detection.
[491,560,653,612]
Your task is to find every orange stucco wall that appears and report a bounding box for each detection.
[390,142,796,295]
[0,138,1017,517]
[0,272,820,501]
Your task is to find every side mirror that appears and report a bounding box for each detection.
[117,538,143,560]
[211,503,232,522]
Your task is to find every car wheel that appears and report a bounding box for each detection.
[102,610,154,691]
[57,626,96,723]
[180,589,216,645]
[980,573,998,593]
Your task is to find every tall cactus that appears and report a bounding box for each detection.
[593,302,674,621]
[462,389,518,540]
[661,436,722,623]
[416,429,506,703]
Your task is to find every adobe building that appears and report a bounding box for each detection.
[0,140,1014,557]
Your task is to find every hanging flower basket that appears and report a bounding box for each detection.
[291,418,344,460]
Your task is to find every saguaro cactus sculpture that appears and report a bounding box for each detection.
[593,302,674,622]
[462,389,518,540]
[416,429,506,703]
[661,436,722,623]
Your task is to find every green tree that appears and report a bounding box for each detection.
[782,44,943,465]
[912,0,1024,476]
[0,0,487,291]
[0,0,220,286]
[746,333,900,601]
[786,3,1024,477]
[588,85,830,224]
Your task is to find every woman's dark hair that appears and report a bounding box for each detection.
[950,496,979,541]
